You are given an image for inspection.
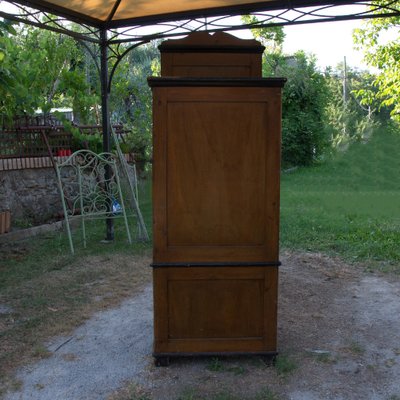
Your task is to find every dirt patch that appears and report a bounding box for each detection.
[115,251,400,400]
[3,251,400,400]
[0,250,152,396]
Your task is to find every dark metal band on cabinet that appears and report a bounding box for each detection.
[153,351,278,358]
[151,261,281,268]
[147,77,287,88]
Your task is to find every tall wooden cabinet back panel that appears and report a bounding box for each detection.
[149,33,285,363]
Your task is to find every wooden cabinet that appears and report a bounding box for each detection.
[148,33,285,363]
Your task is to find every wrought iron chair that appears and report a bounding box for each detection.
[55,149,132,254]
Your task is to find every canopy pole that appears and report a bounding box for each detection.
[100,28,114,241]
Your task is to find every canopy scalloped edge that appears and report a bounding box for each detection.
[8,0,370,29]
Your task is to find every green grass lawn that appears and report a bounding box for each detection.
[280,127,400,271]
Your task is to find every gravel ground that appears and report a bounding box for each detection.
[5,286,153,400]
[5,252,400,400]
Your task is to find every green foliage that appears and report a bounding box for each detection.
[324,65,383,149]
[241,15,285,52]
[0,23,100,124]
[122,383,152,400]
[0,25,157,157]
[122,124,152,164]
[225,365,246,376]
[71,128,103,153]
[110,43,159,126]
[243,17,329,167]
[347,341,365,355]
[274,355,297,376]
[15,26,78,113]
[110,42,159,164]
[205,358,247,376]
[177,387,280,400]
[241,18,393,166]
[58,67,99,125]
[277,52,329,167]
[253,388,280,400]
[353,2,400,122]
[241,19,329,166]
[0,19,18,121]
[0,19,17,37]
[313,352,336,364]
[210,393,238,400]
[206,357,225,372]
[0,18,16,65]
[53,112,102,153]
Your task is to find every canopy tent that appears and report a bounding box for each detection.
[0,1,386,28]
[0,0,399,239]
[1,1,399,44]
[4,1,364,27]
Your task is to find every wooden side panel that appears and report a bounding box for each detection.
[153,266,278,354]
[152,86,281,263]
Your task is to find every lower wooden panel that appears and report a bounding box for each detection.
[153,266,278,355]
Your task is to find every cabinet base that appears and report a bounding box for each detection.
[153,266,279,356]
[153,351,278,367]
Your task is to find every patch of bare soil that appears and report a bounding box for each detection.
[120,251,400,400]
[0,242,30,261]
[0,250,152,397]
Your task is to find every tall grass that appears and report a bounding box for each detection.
[280,127,400,271]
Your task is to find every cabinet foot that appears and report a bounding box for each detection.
[154,356,170,367]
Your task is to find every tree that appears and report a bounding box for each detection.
[353,2,400,121]
[0,23,100,124]
[109,42,160,163]
[241,19,329,166]
[241,15,285,52]
[324,64,386,149]
[241,16,286,76]
[0,19,18,121]
[278,52,329,167]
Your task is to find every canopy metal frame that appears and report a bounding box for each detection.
[1,1,400,45]
[0,0,399,240]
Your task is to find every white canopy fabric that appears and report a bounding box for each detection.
[10,0,366,28]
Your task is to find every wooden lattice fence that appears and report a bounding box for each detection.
[0,122,128,171]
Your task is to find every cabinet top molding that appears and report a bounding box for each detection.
[158,32,265,54]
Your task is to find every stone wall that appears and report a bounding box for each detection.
[0,168,62,225]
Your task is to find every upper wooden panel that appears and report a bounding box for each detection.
[160,32,264,78]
